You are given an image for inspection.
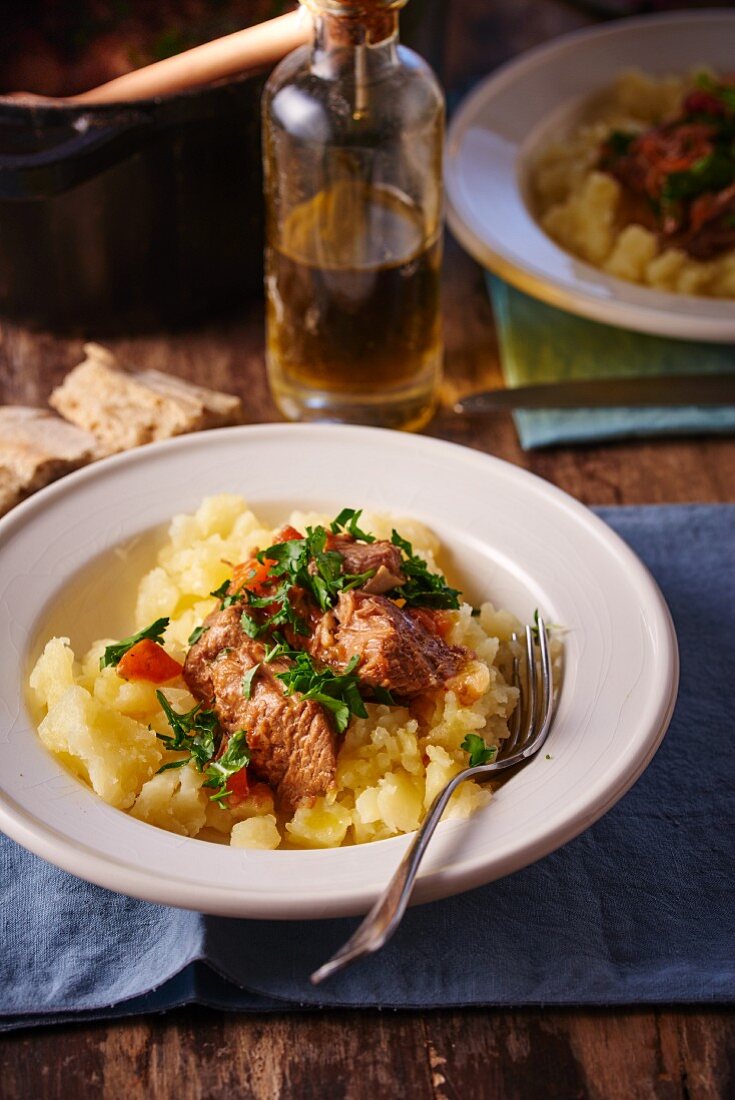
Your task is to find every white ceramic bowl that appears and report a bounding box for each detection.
[0,425,678,917]
[445,10,735,342]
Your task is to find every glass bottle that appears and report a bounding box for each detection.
[262,0,444,431]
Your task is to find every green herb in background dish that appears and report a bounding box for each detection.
[695,72,735,114]
[461,734,497,768]
[203,730,251,804]
[329,507,376,543]
[277,652,368,734]
[607,129,636,158]
[390,530,461,610]
[100,618,169,670]
[662,150,735,204]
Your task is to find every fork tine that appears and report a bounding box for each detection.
[502,632,524,755]
[521,615,554,759]
[524,624,538,742]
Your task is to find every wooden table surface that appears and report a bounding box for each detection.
[1,2,734,1097]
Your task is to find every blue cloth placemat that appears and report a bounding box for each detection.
[1,505,733,1031]
[487,275,735,449]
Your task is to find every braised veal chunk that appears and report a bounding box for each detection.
[308,591,465,699]
[184,606,337,811]
[326,535,406,594]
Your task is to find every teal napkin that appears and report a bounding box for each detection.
[487,275,735,449]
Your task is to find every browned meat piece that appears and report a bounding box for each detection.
[309,590,466,699]
[674,182,735,260]
[328,535,405,595]
[183,606,337,812]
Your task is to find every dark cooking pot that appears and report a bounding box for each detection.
[0,77,267,332]
[0,2,446,333]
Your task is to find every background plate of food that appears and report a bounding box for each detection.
[445,10,735,342]
[0,425,678,917]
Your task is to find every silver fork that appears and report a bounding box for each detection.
[311,616,554,985]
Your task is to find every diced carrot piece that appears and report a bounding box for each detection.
[232,556,275,593]
[274,525,303,543]
[116,638,183,684]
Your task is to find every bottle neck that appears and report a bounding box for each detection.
[309,7,401,82]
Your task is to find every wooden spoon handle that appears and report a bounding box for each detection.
[67,9,309,105]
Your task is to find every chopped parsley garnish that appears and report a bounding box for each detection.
[187,624,209,646]
[155,691,220,772]
[203,730,251,804]
[100,618,169,670]
[461,734,498,768]
[330,507,375,543]
[390,531,461,610]
[255,523,372,615]
[241,663,260,699]
[210,579,245,610]
[276,652,368,734]
[155,692,250,804]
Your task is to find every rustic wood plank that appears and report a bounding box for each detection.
[2,1008,734,1099]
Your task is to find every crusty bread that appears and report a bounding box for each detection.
[0,406,98,517]
[49,343,243,456]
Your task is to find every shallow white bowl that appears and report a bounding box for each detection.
[0,425,678,918]
[445,10,735,342]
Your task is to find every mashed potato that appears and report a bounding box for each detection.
[533,70,735,298]
[29,496,523,850]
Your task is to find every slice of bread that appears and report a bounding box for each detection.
[0,406,98,517]
[49,343,243,456]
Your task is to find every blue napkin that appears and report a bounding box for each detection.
[1,505,733,1031]
[487,276,735,449]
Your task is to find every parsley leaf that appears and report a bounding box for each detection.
[209,579,245,610]
[203,730,251,803]
[100,618,170,670]
[390,531,461,610]
[330,508,376,543]
[277,652,368,734]
[461,734,497,768]
[155,691,220,772]
[188,624,209,646]
[242,663,260,699]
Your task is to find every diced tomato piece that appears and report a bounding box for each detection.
[116,638,183,684]
[226,766,250,802]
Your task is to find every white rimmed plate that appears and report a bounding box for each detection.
[0,424,678,918]
[445,10,735,342]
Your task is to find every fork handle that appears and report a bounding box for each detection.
[310,764,481,984]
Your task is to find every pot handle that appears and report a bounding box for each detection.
[0,112,153,200]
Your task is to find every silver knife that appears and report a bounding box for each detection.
[454,373,735,413]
